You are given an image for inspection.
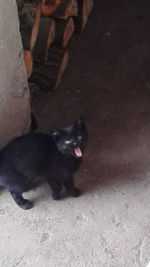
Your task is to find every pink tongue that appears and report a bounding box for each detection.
[75,147,82,157]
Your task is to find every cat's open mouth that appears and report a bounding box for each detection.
[74,147,82,158]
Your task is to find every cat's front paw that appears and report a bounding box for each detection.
[21,200,33,210]
[52,192,61,200]
[68,188,81,198]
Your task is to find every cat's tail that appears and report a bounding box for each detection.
[30,113,38,132]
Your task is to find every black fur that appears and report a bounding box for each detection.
[0,117,88,209]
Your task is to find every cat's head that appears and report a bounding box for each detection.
[52,116,88,158]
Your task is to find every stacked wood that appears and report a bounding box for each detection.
[29,46,69,90]
[74,0,94,32]
[29,1,76,89]
[16,0,94,89]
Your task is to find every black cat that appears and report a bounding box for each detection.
[0,117,88,209]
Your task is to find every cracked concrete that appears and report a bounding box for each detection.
[1,0,150,266]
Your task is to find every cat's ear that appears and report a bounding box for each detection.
[76,116,85,129]
[51,129,60,140]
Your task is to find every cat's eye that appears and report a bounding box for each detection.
[65,140,71,144]
[77,136,82,140]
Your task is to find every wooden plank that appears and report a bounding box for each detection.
[23,50,33,78]
[54,17,75,47]
[33,17,56,63]
[30,4,41,51]
[16,0,40,50]
[75,0,94,32]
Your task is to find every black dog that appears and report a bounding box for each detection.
[0,117,88,209]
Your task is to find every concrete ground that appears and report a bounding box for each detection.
[1,0,150,266]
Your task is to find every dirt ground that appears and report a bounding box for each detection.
[1,0,150,266]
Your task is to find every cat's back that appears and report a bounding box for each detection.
[0,132,56,163]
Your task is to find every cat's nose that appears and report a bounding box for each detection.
[73,141,77,147]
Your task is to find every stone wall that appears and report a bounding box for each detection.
[0,0,31,147]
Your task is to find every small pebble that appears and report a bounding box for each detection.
[40,232,51,243]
